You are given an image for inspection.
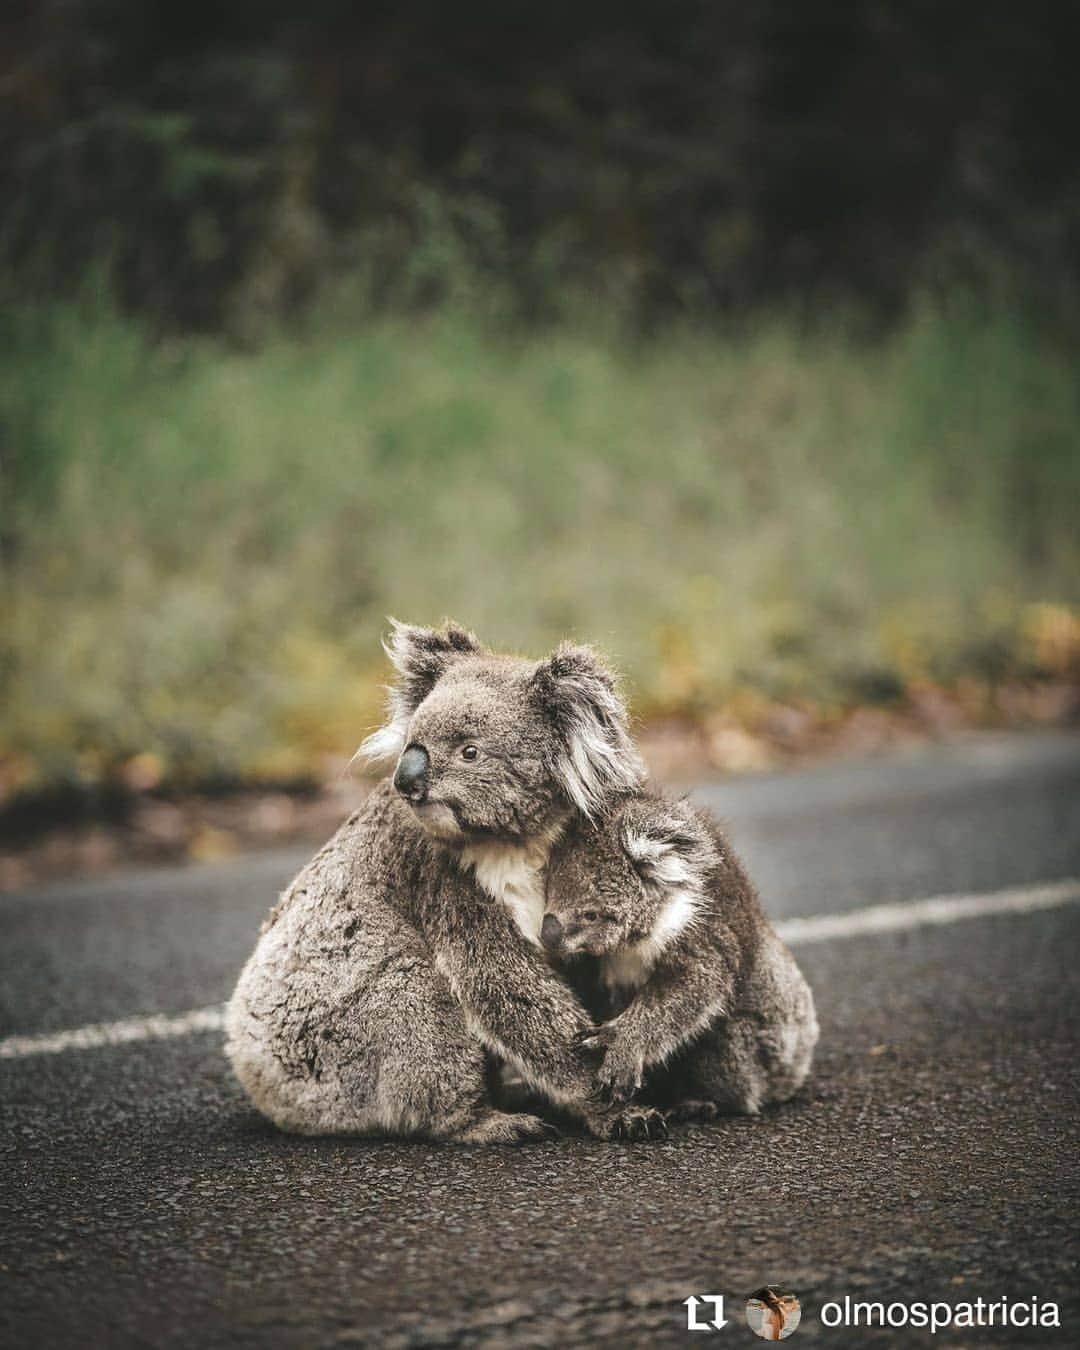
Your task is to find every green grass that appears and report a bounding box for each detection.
[2,289,1078,797]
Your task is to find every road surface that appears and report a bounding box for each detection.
[2,732,1079,1347]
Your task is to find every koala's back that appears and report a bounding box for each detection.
[689,807,817,1043]
[260,781,419,927]
[690,805,770,977]
[665,806,818,1110]
[224,782,455,1131]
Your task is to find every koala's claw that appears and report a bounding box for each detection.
[612,1106,668,1142]
[584,1100,667,1141]
[577,1022,617,1050]
[595,1078,635,1109]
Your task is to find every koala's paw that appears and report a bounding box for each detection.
[596,1044,644,1102]
[583,1100,668,1142]
[609,1105,669,1142]
[453,1111,560,1146]
[664,1098,722,1125]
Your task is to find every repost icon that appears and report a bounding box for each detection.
[684,1295,728,1331]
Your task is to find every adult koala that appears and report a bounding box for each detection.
[226,620,662,1143]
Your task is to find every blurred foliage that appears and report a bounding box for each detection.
[1,289,1077,796]
[2,1,1078,331]
[2,3,1078,802]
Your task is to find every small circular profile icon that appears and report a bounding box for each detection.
[746,1286,801,1340]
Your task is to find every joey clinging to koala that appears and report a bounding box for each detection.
[542,793,819,1120]
[227,620,668,1144]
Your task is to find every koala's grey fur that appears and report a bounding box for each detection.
[543,793,819,1117]
[226,620,667,1143]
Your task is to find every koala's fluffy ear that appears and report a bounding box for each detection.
[620,802,716,892]
[532,641,645,818]
[359,619,484,763]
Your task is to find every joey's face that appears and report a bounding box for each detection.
[541,833,656,958]
[392,662,565,842]
[539,897,634,958]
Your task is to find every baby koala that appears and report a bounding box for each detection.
[541,793,818,1119]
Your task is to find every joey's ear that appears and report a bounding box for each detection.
[359,618,484,763]
[532,641,645,818]
[621,805,715,891]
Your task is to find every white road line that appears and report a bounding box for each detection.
[1,877,1078,1062]
[0,1005,226,1060]
[776,876,1080,946]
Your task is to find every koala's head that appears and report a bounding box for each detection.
[541,798,714,958]
[360,620,645,844]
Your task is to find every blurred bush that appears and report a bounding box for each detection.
[1,288,1077,797]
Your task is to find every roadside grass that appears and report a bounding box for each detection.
[2,289,1078,799]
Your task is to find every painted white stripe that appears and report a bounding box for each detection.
[0,1005,226,1060]
[1,878,1077,1062]
[776,877,1080,946]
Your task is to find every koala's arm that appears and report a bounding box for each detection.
[592,932,739,1098]
[424,881,601,1108]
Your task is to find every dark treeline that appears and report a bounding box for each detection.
[2,0,1077,329]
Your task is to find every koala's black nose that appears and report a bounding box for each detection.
[393,744,429,801]
[540,913,563,951]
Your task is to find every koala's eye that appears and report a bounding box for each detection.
[581,909,600,922]
[460,745,479,761]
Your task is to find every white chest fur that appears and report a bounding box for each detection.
[459,842,548,946]
[600,887,700,991]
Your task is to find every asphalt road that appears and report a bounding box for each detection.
[2,731,1079,1348]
